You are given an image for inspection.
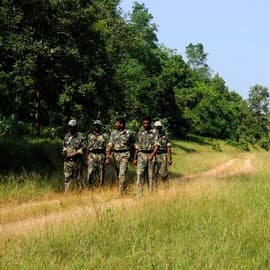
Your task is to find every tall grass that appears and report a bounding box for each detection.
[1,138,269,269]
[1,154,270,269]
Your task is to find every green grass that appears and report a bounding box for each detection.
[1,169,270,269]
[170,138,244,176]
[0,136,242,203]
[1,137,270,269]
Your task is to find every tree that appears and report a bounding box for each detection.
[185,43,211,81]
[247,84,270,141]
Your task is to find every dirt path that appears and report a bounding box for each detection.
[180,153,255,180]
[0,153,255,237]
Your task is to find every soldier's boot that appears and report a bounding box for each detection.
[119,177,126,196]
[99,169,104,188]
[65,181,71,193]
[77,179,84,193]
[148,178,154,194]
[136,176,143,199]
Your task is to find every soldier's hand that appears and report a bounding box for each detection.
[148,154,154,161]
[105,157,110,165]
[61,151,67,157]
[67,151,78,158]
[66,152,74,158]
[133,159,137,166]
[168,159,172,166]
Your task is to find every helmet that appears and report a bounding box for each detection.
[153,120,162,127]
[93,120,102,126]
[68,119,77,127]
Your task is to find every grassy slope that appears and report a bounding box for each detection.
[0,138,269,269]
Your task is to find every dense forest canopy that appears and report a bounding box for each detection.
[1,0,269,149]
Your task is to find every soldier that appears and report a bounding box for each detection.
[153,121,172,188]
[106,117,135,195]
[62,119,85,192]
[133,116,159,197]
[86,120,107,188]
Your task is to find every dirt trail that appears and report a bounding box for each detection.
[180,153,255,180]
[0,153,255,237]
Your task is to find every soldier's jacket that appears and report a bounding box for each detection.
[108,129,134,151]
[157,131,171,152]
[63,132,85,160]
[87,132,107,151]
[135,129,159,151]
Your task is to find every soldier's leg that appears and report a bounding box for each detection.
[148,157,156,193]
[113,154,120,181]
[64,161,73,193]
[87,155,95,187]
[160,154,169,180]
[118,155,129,195]
[98,154,105,187]
[160,154,169,189]
[136,153,147,198]
[154,155,161,188]
[76,163,84,191]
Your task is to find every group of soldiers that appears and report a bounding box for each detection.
[62,116,172,197]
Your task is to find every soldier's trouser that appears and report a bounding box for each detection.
[64,161,83,192]
[113,152,130,194]
[155,153,168,184]
[136,152,156,197]
[87,153,105,187]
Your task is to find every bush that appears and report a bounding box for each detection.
[0,114,31,137]
[257,136,270,151]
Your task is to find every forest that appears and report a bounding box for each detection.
[1,0,270,150]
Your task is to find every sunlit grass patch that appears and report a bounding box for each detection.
[1,170,270,269]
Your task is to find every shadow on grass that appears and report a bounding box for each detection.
[170,172,183,178]
[184,134,212,145]
[172,142,197,153]
[0,138,62,174]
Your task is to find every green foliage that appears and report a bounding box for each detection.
[0,115,31,137]
[185,43,211,80]
[257,135,270,151]
[0,0,267,143]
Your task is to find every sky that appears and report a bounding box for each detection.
[119,0,270,99]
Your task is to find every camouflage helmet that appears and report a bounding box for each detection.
[153,120,162,127]
[68,119,77,127]
[93,119,102,126]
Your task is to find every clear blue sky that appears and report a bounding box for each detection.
[119,0,270,99]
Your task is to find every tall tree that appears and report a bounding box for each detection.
[247,84,270,140]
[185,43,211,81]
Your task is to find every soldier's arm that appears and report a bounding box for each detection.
[148,134,160,161]
[133,148,139,166]
[167,146,172,165]
[105,144,112,164]
[61,147,67,157]
[133,133,139,166]
[61,136,68,157]
[167,136,172,165]
[67,135,85,158]
[148,145,159,161]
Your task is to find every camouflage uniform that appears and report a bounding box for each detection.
[86,131,107,187]
[63,132,85,192]
[155,130,171,185]
[107,129,134,194]
[135,129,159,196]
